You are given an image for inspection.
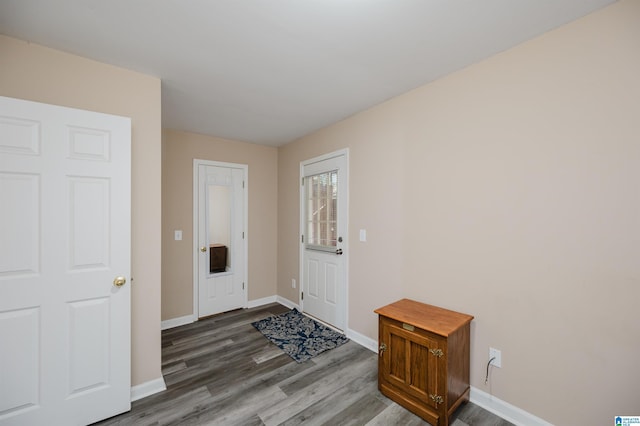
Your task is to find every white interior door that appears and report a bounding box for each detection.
[301,151,348,331]
[196,161,246,317]
[0,96,131,425]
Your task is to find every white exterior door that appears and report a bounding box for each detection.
[196,161,246,317]
[301,151,348,331]
[0,96,131,425]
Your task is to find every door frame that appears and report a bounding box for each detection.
[299,148,349,331]
[192,159,248,318]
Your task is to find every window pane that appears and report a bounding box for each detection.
[207,184,231,273]
[306,170,338,247]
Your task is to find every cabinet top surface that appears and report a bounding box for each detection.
[374,298,473,336]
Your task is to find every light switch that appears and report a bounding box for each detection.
[359,229,367,242]
[174,230,182,241]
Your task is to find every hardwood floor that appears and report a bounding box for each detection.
[95,303,513,426]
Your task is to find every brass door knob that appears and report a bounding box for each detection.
[200,246,207,253]
[113,276,126,287]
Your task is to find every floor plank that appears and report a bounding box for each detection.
[95,303,512,426]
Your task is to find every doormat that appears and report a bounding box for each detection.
[252,309,349,363]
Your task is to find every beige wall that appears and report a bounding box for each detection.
[0,35,163,387]
[162,129,278,320]
[277,2,640,425]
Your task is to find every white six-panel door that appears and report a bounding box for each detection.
[0,96,131,425]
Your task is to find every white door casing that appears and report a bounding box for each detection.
[300,150,348,331]
[194,160,247,318]
[0,96,131,425]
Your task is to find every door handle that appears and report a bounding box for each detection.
[335,249,343,255]
[200,246,207,253]
[113,276,126,287]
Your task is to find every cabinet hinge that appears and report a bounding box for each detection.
[429,348,444,358]
[242,282,245,290]
[242,232,245,239]
[429,394,444,406]
[301,291,304,300]
[301,235,304,243]
[242,181,245,189]
[301,177,304,186]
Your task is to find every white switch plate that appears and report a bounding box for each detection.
[174,230,182,241]
[489,347,502,368]
[359,229,367,242]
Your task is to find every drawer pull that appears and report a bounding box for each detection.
[402,323,414,332]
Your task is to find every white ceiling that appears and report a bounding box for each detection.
[0,0,616,146]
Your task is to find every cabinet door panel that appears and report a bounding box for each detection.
[388,332,407,382]
[409,340,430,395]
[380,319,442,409]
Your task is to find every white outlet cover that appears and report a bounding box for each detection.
[489,347,502,368]
[174,230,183,241]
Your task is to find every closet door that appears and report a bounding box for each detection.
[0,96,131,425]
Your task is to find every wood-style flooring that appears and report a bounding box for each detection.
[95,303,513,426]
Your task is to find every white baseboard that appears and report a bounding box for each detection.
[275,296,299,310]
[469,387,553,426]
[130,377,166,402]
[247,295,299,310]
[162,296,297,330]
[347,327,377,353]
[247,295,277,308]
[161,314,195,330]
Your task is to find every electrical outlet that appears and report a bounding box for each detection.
[489,347,502,368]
[292,278,296,289]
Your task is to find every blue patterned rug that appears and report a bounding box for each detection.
[252,309,349,363]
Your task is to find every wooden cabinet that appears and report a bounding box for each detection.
[375,299,474,426]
